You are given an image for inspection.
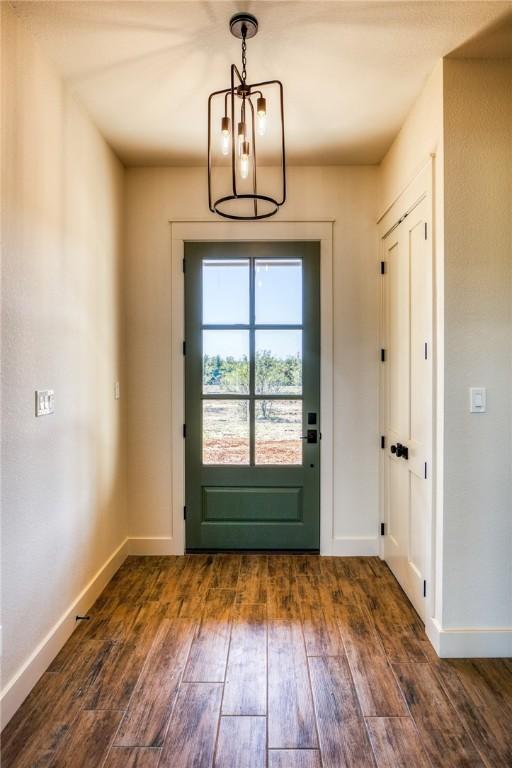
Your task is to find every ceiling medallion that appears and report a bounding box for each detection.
[207,13,286,220]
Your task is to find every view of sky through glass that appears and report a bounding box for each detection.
[203,259,249,325]
[202,258,302,358]
[255,259,302,325]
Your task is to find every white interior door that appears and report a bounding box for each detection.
[382,196,432,621]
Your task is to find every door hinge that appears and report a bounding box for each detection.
[182,258,186,273]
[424,222,428,240]
[424,462,428,480]
[380,522,385,536]
[380,261,386,275]
[381,435,386,449]
[424,342,428,360]
[423,579,427,598]
[182,340,186,355]
[380,349,386,362]
[183,506,187,520]
[182,423,187,438]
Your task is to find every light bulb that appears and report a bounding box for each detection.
[240,155,249,179]
[237,121,246,157]
[257,96,267,136]
[240,141,250,179]
[221,116,230,156]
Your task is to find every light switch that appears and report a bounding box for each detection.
[35,390,55,416]
[470,387,486,413]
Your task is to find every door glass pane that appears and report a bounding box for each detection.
[203,400,249,465]
[203,330,249,394]
[255,259,302,325]
[255,400,302,465]
[255,330,302,395]
[203,259,249,325]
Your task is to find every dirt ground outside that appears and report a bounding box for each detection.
[203,399,302,465]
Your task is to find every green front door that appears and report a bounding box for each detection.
[184,242,320,551]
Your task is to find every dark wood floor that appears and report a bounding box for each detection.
[2,555,512,767]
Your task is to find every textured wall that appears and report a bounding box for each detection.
[123,166,380,549]
[378,61,444,216]
[1,4,127,688]
[378,62,445,623]
[379,57,512,634]
[442,59,512,629]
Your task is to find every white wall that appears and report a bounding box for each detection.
[1,3,127,718]
[124,166,380,553]
[442,59,512,632]
[378,61,445,627]
[379,57,512,654]
[378,61,444,215]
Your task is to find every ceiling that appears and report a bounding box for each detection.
[11,1,512,166]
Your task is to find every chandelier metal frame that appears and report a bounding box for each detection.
[207,13,286,220]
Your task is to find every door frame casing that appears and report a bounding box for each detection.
[184,241,321,551]
[377,157,436,628]
[170,221,335,555]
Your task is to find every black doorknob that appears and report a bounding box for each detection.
[391,442,409,460]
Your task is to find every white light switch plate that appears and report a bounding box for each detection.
[35,390,55,416]
[470,387,486,413]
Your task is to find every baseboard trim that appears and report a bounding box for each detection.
[0,537,129,729]
[127,536,379,557]
[427,617,512,658]
[330,536,379,556]
[128,536,177,555]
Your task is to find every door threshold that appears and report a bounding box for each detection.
[186,548,320,554]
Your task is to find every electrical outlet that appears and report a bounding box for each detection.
[35,390,55,416]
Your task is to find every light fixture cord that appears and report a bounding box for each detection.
[241,27,247,83]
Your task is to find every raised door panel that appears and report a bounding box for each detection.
[383,195,431,623]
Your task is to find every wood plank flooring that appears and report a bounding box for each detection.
[2,555,511,768]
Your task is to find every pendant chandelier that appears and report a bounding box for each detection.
[207,13,286,220]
